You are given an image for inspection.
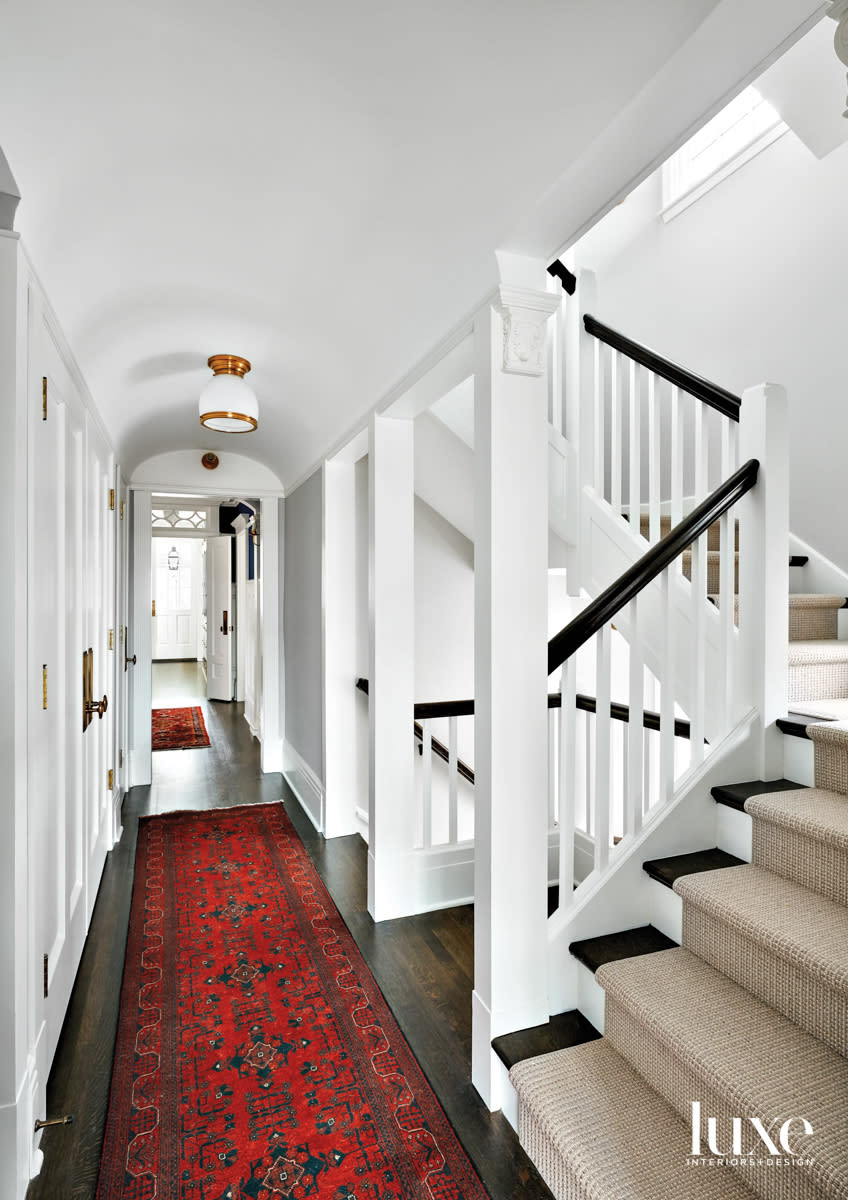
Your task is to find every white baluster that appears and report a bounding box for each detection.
[549,703,559,828]
[448,715,459,846]
[627,597,644,837]
[670,384,683,570]
[648,373,660,543]
[610,351,621,514]
[594,339,604,497]
[594,626,612,871]
[628,360,640,535]
[659,570,676,804]
[559,658,577,903]
[421,719,432,850]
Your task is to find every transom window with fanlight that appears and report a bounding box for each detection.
[152,506,210,531]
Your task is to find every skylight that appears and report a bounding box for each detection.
[662,86,787,219]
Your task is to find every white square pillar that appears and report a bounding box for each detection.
[368,413,417,920]
[472,280,558,1107]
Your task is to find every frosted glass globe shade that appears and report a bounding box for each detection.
[199,373,258,432]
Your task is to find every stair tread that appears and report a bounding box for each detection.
[643,847,744,888]
[746,786,848,850]
[510,1039,757,1200]
[788,593,846,609]
[788,638,848,663]
[492,1008,600,1070]
[787,699,848,722]
[597,948,848,1189]
[711,777,805,812]
[569,924,677,973]
[675,864,848,987]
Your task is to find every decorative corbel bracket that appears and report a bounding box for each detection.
[828,0,848,117]
[0,145,21,233]
[495,285,561,376]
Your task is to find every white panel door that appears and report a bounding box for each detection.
[152,538,197,659]
[207,537,233,701]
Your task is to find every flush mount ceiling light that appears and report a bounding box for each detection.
[199,355,258,433]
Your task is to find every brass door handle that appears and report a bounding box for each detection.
[220,609,228,635]
[85,694,108,719]
[124,651,136,672]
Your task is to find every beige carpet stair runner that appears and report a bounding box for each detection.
[510,722,848,1200]
[788,595,848,705]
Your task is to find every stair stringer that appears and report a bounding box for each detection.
[546,708,758,1018]
[577,483,748,744]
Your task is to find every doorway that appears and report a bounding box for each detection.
[129,490,283,787]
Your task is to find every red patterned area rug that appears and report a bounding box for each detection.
[151,706,210,751]
[96,803,489,1200]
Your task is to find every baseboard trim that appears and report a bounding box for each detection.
[283,740,325,832]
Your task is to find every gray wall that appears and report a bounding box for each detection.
[284,468,323,779]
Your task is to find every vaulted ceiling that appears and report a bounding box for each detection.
[0,0,824,490]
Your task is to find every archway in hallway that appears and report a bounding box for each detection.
[127,450,284,791]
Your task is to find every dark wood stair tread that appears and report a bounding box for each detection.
[642,848,745,889]
[776,713,840,739]
[789,555,809,567]
[492,1009,601,1070]
[711,777,806,811]
[569,925,677,974]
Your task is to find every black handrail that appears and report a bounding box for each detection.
[357,679,693,744]
[548,458,759,675]
[414,722,476,784]
[547,260,577,296]
[584,314,742,422]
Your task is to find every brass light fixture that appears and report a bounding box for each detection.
[199,354,258,433]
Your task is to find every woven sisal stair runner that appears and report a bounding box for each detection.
[789,594,844,642]
[747,788,848,906]
[511,1040,756,1200]
[599,948,848,1200]
[511,725,848,1200]
[675,864,848,1055]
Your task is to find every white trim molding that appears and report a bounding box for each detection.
[495,285,561,376]
[283,739,325,833]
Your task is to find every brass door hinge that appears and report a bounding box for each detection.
[42,664,48,710]
[43,953,48,998]
[109,488,115,511]
[119,748,124,769]
[42,377,47,422]
[119,499,125,520]
[107,767,114,791]
[108,629,114,650]
[152,599,156,617]
[120,625,124,644]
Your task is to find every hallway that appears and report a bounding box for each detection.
[27,666,551,1200]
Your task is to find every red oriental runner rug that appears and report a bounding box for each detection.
[96,803,489,1200]
[151,706,210,751]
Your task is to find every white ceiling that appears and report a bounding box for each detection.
[0,0,823,490]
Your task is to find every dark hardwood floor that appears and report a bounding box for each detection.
[28,663,552,1200]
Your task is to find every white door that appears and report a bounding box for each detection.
[152,538,198,659]
[207,536,233,700]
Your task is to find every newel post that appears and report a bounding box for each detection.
[472,257,557,1108]
[738,383,789,778]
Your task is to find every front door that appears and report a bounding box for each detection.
[207,536,233,701]
[152,537,198,660]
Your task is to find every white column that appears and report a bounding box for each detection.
[368,413,417,920]
[260,498,283,772]
[129,489,152,787]
[472,272,557,1108]
[738,383,789,779]
[323,458,363,837]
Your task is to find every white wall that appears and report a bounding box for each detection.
[284,469,323,780]
[414,497,475,705]
[574,127,848,569]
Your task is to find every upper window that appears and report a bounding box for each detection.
[152,507,208,530]
[662,87,787,220]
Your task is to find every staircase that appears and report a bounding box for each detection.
[507,539,848,1196]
